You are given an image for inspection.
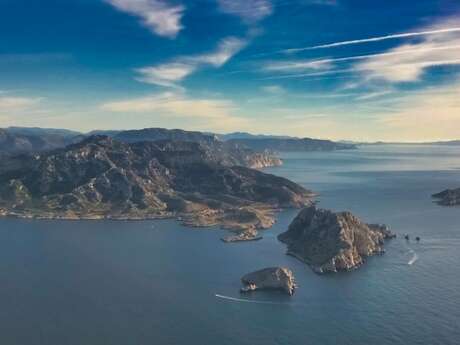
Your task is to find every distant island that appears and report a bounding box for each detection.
[432,188,460,206]
[0,135,314,231]
[278,206,395,273]
[226,137,356,152]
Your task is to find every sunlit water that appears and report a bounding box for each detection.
[1,144,460,345]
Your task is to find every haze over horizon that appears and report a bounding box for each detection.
[1,0,460,141]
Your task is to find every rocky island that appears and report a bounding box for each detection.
[278,206,395,273]
[0,136,314,231]
[240,267,296,295]
[432,188,460,206]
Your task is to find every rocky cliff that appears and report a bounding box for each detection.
[278,206,395,273]
[432,188,460,206]
[0,136,313,230]
[240,267,296,295]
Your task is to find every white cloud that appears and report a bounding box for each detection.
[355,44,460,83]
[0,96,42,112]
[105,0,185,38]
[135,62,195,88]
[136,37,247,87]
[353,18,460,83]
[260,44,460,78]
[101,92,230,117]
[217,0,273,23]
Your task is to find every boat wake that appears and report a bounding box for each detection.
[407,248,419,265]
[215,294,287,305]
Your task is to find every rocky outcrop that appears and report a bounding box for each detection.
[0,136,314,230]
[240,267,296,295]
[278,206,395,273]
[432,188,460,206]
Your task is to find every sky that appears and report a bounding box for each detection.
[1,0,460,141]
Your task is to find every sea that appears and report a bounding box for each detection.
[1,144,460,345]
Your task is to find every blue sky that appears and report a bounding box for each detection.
[1,0,460,141]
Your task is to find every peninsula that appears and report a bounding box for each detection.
[432,188,460,206]
[0,136,314,231]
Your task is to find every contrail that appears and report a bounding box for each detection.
[281,27,460,53]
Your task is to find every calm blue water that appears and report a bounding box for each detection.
[1,144,460,345]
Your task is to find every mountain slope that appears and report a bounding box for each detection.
[0,136,314,230]
[112,128,282,168]
[0,128,79,153]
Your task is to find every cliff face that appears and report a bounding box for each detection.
[432,188,460,206]
[241,267,296,295]
[0,136,313,230]
[278,206,395,273]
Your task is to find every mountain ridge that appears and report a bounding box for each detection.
[0,136,314,231]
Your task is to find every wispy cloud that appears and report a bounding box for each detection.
[100,91,249,131]
[262,45,460,73]
[260,29,460,83]
[263,59,333,72]
[376,80,460,141]
[217,0,273,23]
[261,85,286,94]
[136,37,247,87]
[135,62,195,88]
[355,89,394,101]
[354,20,460,83]
[105,0,185,38]
[0,96,43,112]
